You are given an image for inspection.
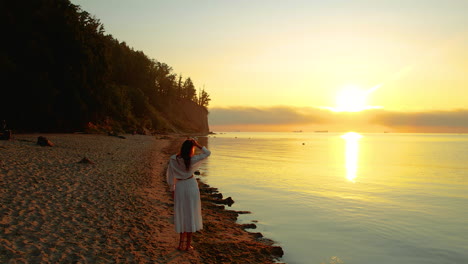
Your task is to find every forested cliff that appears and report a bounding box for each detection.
[0,0,210,134]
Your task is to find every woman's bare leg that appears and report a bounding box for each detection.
[186,232,194,250]
[177,233,186,250]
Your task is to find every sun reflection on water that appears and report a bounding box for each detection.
[341,132,363,182]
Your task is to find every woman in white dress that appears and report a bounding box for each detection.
[166,138,211,250]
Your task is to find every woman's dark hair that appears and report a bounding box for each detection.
[178,140,195,170]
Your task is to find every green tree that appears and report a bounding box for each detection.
[182,77,197,102]
[199,89,211,108]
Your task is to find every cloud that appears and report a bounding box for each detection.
[209,106,328,125]
[371,109,468,127]
[209,106,468,132]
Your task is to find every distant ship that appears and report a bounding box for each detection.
[314,130,328,133]
[293,130,303,133]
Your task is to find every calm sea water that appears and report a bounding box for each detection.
[197,132,468,264]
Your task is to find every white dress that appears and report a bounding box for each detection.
[166,147,211,233]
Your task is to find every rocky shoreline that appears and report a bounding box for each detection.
[163,136,284,263]
[0,134,283,263]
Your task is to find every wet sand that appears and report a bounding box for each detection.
[0,134,283,263]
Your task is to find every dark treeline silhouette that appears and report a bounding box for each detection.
[1,0,210,133]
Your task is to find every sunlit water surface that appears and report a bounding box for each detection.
[197,132,468,264]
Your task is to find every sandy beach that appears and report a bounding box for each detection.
[0,134,283,263]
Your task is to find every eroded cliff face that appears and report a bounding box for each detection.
[163,99,210,134]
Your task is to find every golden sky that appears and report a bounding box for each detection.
[72,0,468,132]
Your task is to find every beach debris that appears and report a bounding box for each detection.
[78,157,95,164]
[37,136,54,146]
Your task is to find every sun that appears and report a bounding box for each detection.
[334,85,369,112]
[330,84,383,112]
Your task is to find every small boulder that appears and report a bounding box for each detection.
[251,232,263,239]
[37,136,54,147]
[224,196,234,206]
[271,246,284,257]
[213,196,235,206]
[78,157,94,164]
[241,223,257,229]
